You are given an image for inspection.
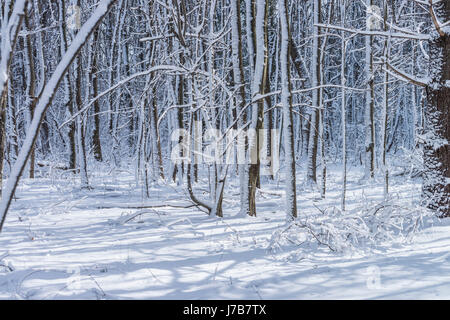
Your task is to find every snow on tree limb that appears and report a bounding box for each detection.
[384,61,429,87]
[316,23,430,40]
[429,0,446,37]
[0,0,117,233]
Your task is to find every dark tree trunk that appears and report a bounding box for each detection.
[24,10,37,178]
[59,0,76,171]
[173,73,185,182]
[423,1,450,217]
[91,29,103,162]
[0,96,6,196]
[248,0,268,217]
[150,86,164,180]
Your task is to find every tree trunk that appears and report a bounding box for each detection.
[364,0,375,179]
[75,55,89,188]
[340,0,347,210]
[91,29,103,162]
[423,1,450,217]
[279,0,297,220]
[247,0,268,217]
[306,0,321,187]
[231,0,249,216]
[59,0,76,171]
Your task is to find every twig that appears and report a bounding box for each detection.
[96,203,198,210]
[89,274,106,298]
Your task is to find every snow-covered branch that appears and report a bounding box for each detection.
[0,0,117,233]
[316,23,430,40]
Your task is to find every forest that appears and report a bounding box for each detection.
[0,0,448,299]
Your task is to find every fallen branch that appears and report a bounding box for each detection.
[96,203,198,210]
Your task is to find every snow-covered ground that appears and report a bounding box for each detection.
[0,165,449,299]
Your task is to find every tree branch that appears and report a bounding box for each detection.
[385,61,428,87]
[429,0,446,37]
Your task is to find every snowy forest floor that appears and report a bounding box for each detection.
[0,164,449,299]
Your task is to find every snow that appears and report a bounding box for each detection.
[0,166,448,299]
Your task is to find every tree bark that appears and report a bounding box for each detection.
[91,28,103,162]
[423,1,450,217]
[279,0,297,220]
[247,0,268,217]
